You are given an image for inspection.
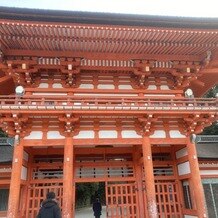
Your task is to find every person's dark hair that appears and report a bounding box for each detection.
[46,191,56,199]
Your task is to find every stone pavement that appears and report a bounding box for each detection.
[75,206,106,218]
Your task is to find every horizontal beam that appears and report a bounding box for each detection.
[4,49,202,61]
[22,138,187,147]
[74,176,135,183]
[75,161,133,168]
[23,139,65,147]
[0,180,10,185]
[0,109,216,116]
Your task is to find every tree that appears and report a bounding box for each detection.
[201,85,218,135]
[0,128,7,137]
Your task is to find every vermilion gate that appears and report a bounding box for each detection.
[106,182,139,218]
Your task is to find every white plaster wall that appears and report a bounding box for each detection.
[169,130,186,138]
[147,85,157,90]
[38,83,49,88]
[24,131,43,139]
[79,84,94,89]
[74,131,95,139]
[176,147,188,159]
[184,216,198,218]
[118,85,133,90]
[52,83,63,88]
[150,130,166,138]
[47,131,65,139]
[144,94,175,97]
[121,130,141,138]
[200,170,218,175]
[99,130,117,138]
[178,162,191,175]
[21,166,27,180]
[160,85,170,90]
[23,151,29,161]
[97,84,115,89]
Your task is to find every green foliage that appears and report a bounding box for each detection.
[75,182,106,208]
[201,122,218,135]
[203,85,218,98]
[201,85,218,135]
[0,128,7,137]
[75,183,99,208]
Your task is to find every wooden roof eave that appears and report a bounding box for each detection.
[0,7,218,30]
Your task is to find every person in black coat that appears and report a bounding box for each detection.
[37,191,61,218]
[92,198,102,218]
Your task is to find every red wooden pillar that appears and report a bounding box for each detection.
[62,137,74,218]
[187,138,207,218]
[7,139,24,218]
[133,146,145,218]
[142,136,158,218]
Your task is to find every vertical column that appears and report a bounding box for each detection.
[62,137,74,218]
[133,146,145,218]
[142,136,158,218]
[7,138,24,218]
[187,138,207,218]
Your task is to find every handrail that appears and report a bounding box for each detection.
[0,96,217,110]
[0,95,216,102]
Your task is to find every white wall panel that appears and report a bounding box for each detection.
[176,147,188,159]
[79,84,94,89]
[118,85,133,90]
[47,131,65,139]
[160,85,170,90]
[150,130,166,138]
[184,216,198,218]
[121,130,141,138]
[200,170,218,175]
[24,131,43,139]
[99,130,117,138]
[74,131,95,139]
[38,83,49,88]
[169,130,186,138]
[97,84,115,89]
[178,162,191,175]
[21,166,27,180]
[147,85,157,90]
[52,83,63,88]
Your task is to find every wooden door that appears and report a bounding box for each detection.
[155,181,182,218]
[106,182,139,218]
[25,182,63,218]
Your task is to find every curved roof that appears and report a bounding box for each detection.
[0,7,217,96]
[0,7,218,29]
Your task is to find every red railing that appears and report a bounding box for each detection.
[0,95,217,112]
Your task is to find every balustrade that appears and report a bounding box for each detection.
[0,95,216,112]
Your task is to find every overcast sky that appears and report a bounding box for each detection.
[0,0,218,17]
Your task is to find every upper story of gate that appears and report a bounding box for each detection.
[0,7,217,138]
[0,7,217,95]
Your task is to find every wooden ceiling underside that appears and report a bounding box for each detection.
[0,21,218,58]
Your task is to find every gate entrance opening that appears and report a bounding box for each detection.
[75,182,106,218]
